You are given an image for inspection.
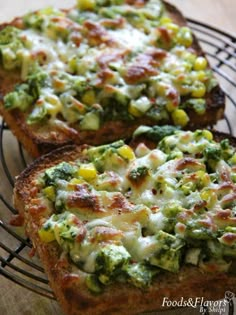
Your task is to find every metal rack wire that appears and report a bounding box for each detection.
[0,19,236,300]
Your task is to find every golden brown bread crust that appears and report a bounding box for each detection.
[0,1,225,157]
[14,133,236,315]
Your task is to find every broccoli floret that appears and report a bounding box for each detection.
[220,138,230,150]
[128,166,149,182]
[87,140,125,172]
[4,84,34,111]
[125,263,159,288]
[28,68,49,99]
[0,26,20,45]
[23,7,63,30]
[133,125,179,143]
[204,146,221,161]
[96,0,125,7]
[85,274,103,293]
[27,104,48,124]
[182,98,206,115]
[203,145,222,171]
[149,231,184,273]
[0,26,24,69]
[43,162,77,186]
[95,244,131,284]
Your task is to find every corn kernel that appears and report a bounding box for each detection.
[230,153,236,165]
[68,57,77,73]
[43,186,56,201]
[67,178,84,190]
[202,130,213,141]
[78,163,97,180]
[81,90,96,106]
[200,190,217,208]
[171,109,189,127]
[176,27,193,47]
[166,22,179,33]
[128,102,142,117]
[191,83,206,98]
[117,145,135,160]
[166,100,178,112]
[45,95,63,116]
[69,178,84,185]
[159,16,172,25]
[156,82,168,96]
[196,170,210,186]
[77,0,95,11]
[194,57,207,71]
[38,228,55,243]
[196,70,206,82]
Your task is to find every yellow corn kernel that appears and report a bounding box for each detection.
[81,90,96,106]
[200,190,217,208]
[38,228,55,243]
[117,145,135,160]
[43,186,56,201]
[196,170,210,186]
[166,100,178,112]
[69,178,84,185]
[171,109,189,127]
[166,22,179,33]
[196,70,206,82]
[156,82,168,96]
[159,16,172,25]
[176,27,193,47]
[128,102,142,117]
[202,130,213,141]
[78,163,97,180]
[229,153,236,165]
[194,57,208,71]
[67,178,84,190]
[45,95,63,116]
[68,57,78,74]
[77,0,95,11]
[191,83,206,98]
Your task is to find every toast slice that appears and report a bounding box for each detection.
[14,128,236,315]
[0,0,225,157]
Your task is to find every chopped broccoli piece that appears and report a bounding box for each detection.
[43,162,77,186]
[203,145,222,171]
[0,26,20,45]
[28,68,49,99]
[27,104,47,124]
[4,84,34,111]
[0,26,24,69]
[182,98,206,115]
[85,274,103,293]
[133,125,179,143]
[125,263,159,288]
[95,244,131,284]
[128,166,149,182]
[204,146,221,161]
[149,230,184,273]
[87,140,125,172]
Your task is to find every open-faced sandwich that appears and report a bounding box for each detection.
[14,127,236,315]
[0,0,225,156]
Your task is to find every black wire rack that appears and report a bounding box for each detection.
[0,19,236,302]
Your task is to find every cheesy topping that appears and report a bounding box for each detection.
[1,0,217,131]
[37,129,236,292]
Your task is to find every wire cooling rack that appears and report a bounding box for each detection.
[0,19,236,301]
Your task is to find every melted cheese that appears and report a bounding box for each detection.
[38,130,236,286]
[2,0,217,130]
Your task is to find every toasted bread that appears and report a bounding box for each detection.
[0,0,225,157]
[14,128,236,315]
